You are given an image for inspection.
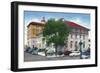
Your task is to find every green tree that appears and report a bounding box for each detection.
[43,19,71,56]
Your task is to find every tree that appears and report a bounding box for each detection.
[43,19,71,56]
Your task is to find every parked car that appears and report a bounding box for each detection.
[31,49,38,55]
[47,49,55,56]
[82,50,90,59]
[30,47,38,55]
[27,48,33,53]
[64,51,72,56]
[69,51,80,56]
[57,51,63,55]
[38,48,45,52]
[25,47,30,52]
[38,48,46,56]
[81,55,89,59]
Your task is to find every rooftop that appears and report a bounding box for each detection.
[64,21,89,30]
[27,20,89,30]
[27,22,45,27]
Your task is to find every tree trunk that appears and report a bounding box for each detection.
[55,45,58,56]
[44,49,47,56]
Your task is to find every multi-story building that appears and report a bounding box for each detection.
[64,21,89,52]
[27,17,90,52]
[27,18,45,48]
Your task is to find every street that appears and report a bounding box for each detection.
[24,52,80,62]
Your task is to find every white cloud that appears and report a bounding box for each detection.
[71,18,81,24]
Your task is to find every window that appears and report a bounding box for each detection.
[75,29,78,33]
[72,29,75,32]
[80,34,81,38]
[33,40,35,43]
[70,41,73,48]
[75,41,78,51]
[28,41,29,45]
[83,34,85,39]
[75,34,77,39]
[83,41,85,48]
[85,31,88,34]
[65,41,68,48]
[88,39,90,42]
[71,33,73,38]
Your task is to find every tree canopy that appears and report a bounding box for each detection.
[43,19,71,47]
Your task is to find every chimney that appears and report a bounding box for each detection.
[41,17,46,23]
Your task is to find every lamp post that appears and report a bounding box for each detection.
[79,40,83,59]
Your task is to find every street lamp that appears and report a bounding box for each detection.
[79,40,83,59]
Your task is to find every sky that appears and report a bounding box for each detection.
[24,11,90,45]
[24,11,90,28]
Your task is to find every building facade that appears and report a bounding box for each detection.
[64,21,89,52]
[27,22,44,48]
[27,18,90,52]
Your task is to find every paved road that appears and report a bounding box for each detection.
[24,52,80,62]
